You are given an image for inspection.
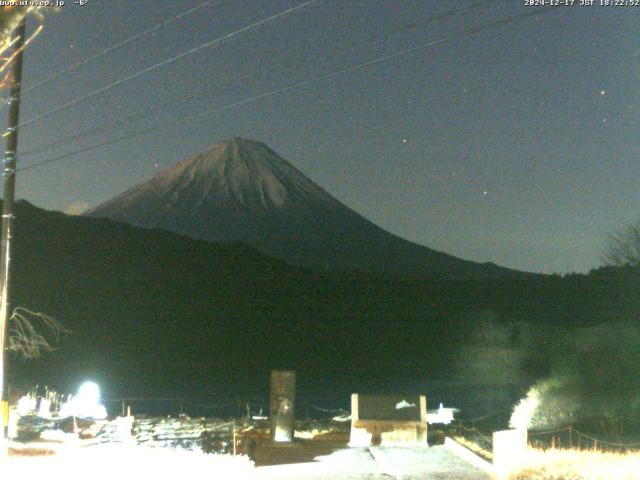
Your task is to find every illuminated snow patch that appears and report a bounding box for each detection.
[5,444,255,480]
[395,399,416,410]
[332,413,350,422]
[426,403,458,425]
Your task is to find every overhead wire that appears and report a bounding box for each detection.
[0,1,214,109]
[20,91,201,158]
[16,0,322,129]
[380,0,509,42]
[20,1,216,96]
[18,6,559,173]
[21,0,503,158]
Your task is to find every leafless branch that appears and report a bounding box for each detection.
[8,307,69,359]
[602,223,640,267]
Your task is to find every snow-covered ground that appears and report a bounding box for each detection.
[5,443,491,480]
[5,443,255,480]
[254,446,492,480]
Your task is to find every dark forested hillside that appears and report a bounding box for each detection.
[8,200,640,411]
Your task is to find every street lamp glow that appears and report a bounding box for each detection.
[59,381,107,420]
[78,381,101,405]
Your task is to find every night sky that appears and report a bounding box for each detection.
[8,0,639,274]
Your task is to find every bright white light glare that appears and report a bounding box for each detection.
[78,381,100,404]
[274,426,292,442]
[17,395,36,416]
[38,398,52,417]
[59,381,107,420]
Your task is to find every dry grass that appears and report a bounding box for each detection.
[509,448,640,480]
[452,435,493,462]
[310,431,349,443]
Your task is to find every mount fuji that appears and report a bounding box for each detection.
[86,137,521,278]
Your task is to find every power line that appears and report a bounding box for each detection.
[20,1,216,97]
[16,0,322,129]
[22,0,501,159]
[20,92,201,158]
[18,6,558,174]
[380,0,509,41]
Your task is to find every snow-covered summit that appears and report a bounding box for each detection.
[88,138,337,218]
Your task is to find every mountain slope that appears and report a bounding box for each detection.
[86,137,521,278]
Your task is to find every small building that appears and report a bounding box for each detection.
[349,393,427,447]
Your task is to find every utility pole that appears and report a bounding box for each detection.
[0,17,26,444]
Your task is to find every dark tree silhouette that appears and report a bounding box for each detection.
[603,222,640,267]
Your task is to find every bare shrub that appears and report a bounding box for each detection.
[8,307,68,359]
[603,222,640,267]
